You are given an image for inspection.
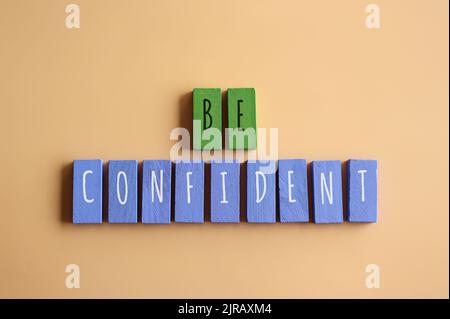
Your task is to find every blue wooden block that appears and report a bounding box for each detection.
[73,160,103,224]
[348,160,378,223]
[142,160,172,224]
[278,159,309,222]
[311,160,343,223]
[247,160,276,223]
[174,161,204,223]
[211,161,240,223]
[108,160,138,223]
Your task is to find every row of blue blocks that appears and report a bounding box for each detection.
[73,159,377,224]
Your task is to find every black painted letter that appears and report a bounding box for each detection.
[237,99,244,129]
[203,99,212,130]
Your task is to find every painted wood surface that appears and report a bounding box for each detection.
[227,88,257,150]
[210,161,240,223]
[311,160,343,224]
[278,159,309,222]
[73,159,103,224]
[108,160,138,223]
[142,160,172,224]
[347,159,378,223]
[174,161,205,223]
[247,160,276,223]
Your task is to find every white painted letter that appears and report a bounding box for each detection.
[358,169,367,202]
[255,171,267,203]
[287,170,296,203]
[220,172,228,204]
[320,172,333,205]
[117,171,128,205]
[151,170,164,203]
[186,171,193,204]
[65,4,80,29]
[82,170,94,203]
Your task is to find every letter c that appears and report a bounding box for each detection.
[82,170,94,203]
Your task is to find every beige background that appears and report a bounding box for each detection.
[0,0,448,298]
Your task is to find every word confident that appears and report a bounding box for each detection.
[72,159,378,224]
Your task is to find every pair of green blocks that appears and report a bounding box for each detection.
[193,88,256,150]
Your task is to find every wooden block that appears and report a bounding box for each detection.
[73,159,103,224]
[193,88,222,150]
[347,159,378,223]
[278,159,309,222]
[311,160,343,223]
[211,161,240,223]
[142,160,172,224]
[247,161,276,223]
[108,160,138,223]
[227,88,257,150]
[174,161,204,223]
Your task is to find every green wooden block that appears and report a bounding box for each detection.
[227,88,257,150]
[193,88,222,150]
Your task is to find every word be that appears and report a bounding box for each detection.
[72,159,378,224]
[193,88,257,150]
